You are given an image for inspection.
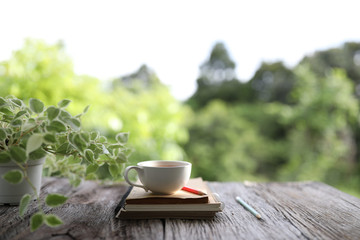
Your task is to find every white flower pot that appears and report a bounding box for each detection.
[0,158,45,205]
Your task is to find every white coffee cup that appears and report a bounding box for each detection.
[124,160,191,195]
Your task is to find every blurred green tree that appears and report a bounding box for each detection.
[299,42,360,170]
[184,61,360,196]
[248,61,296,104]
[300,42,360,92]
[183,100,288,181]
[198,42,236,83]
[279,65,359,190]
[187,42,251,109]
[103,65,191,164]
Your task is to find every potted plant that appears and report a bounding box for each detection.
[0,96,129,231]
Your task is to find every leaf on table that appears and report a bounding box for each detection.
[44,214,63,227]
[45,193,68,207]
[19,194,32,217]
[30,212,44,232]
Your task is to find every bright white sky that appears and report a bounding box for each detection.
[1,0,360,100]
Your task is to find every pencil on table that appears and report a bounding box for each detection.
[181,186,207,195]
[235,196,262,219]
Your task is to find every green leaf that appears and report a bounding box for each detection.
[5,128,13,135]
[43,133,56,144]
[56,143,70,154]
[45,194,68,207]
[29,148,47,161]
[2,115,14,122]
[59,110,72,120]
[89,142,102,152]
[21,121,37,132]
[10,98,23,107]
[108,144,124,151]
[64,118,81,130]
[116,132,129,144]
[71,118,81,128]
[10,146,27,163]
[29,98,44,114]
[57,99,71,108]
[0,107,13,115]
[0,152,11,163]
[108,164,119,178]
[80,132,90,142]
[71,133,87,152]
[0,97,6,106]
[19,194,32,217]
[0,128,7,141]
[30,212,44,232]
[90,131,99,140]
[3,170,24,184]
[67,155,82,164]
[26,133,43,155]
[44,214,63,227]
[99,154,112,162]
[86,163,98,175]
[115,153,127,163]
[83,105,90,114]
[88,143,102,156]
[46,120,67,132]
[45,106,60,121]
[84,149,94,163]
[99,136,107,143]
[14,110,28,119]
[10,119,23,127]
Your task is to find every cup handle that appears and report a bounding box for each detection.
[124,166,149,192]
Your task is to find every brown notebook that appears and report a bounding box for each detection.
[125,177,209,204]
[115,178,224,219]
[116,210,217,220]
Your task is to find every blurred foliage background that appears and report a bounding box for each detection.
[1,39,360,197]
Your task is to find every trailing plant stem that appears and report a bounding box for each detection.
[14,161,42,211]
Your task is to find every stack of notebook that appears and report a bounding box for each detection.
[115,177,223,219]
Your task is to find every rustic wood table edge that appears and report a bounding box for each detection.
[1,177,360,240]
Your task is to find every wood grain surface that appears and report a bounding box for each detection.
[1,178,359,240]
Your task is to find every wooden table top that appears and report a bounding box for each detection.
[1,177,360,240]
